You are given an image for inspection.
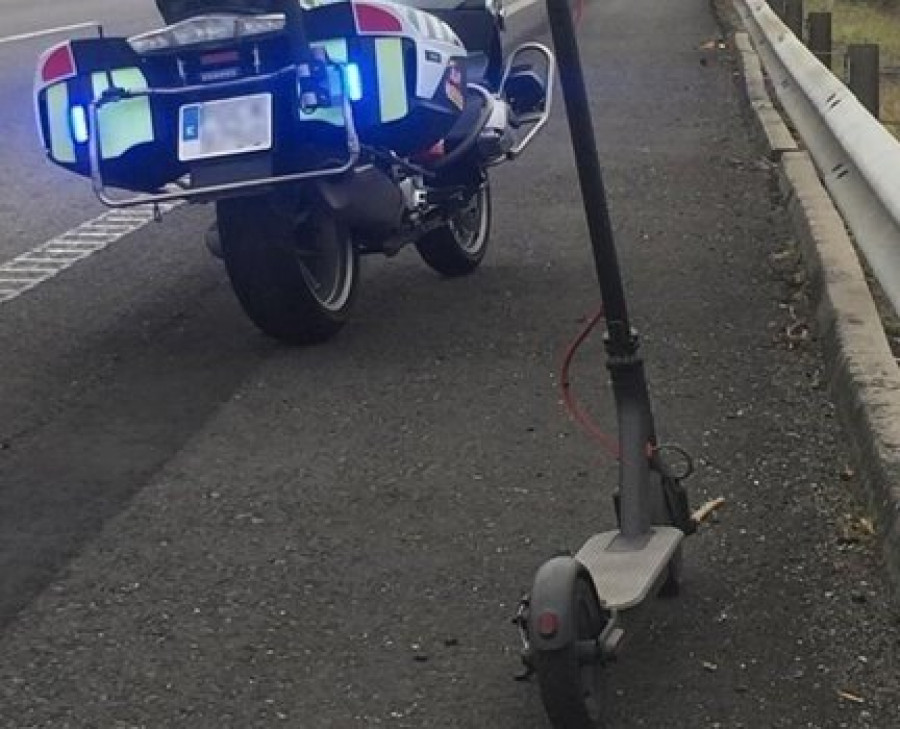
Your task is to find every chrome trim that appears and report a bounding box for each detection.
[499,42,555,159]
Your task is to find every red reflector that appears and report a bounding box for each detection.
[411,140,446,163]
[537,611,559,638]
[201,50,241,66]
[40,43,76,84]
[353,3,403,33]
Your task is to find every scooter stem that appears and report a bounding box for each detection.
[545,0,631,348]
[546,0,666,537]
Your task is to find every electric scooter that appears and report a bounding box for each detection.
[513,2,723,726]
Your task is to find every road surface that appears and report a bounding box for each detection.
[0,1,897,727]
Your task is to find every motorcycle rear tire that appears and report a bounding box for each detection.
[218,194,358,345]
[416,183,492,277]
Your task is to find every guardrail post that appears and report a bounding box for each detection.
[807,12,832,69]
[847,44,881,118]
[783,0,804,38]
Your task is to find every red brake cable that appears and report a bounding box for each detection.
[559,306,623,460]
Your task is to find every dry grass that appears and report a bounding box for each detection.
[885,84,900,130]
[805,1,900,128]
[805,1,900,60]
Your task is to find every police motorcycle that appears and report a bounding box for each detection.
[33,0,553,344]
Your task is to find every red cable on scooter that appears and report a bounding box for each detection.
[559,306,623,460]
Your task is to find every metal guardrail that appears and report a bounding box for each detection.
[735,0,900,317]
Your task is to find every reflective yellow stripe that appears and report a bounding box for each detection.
[317,38,348,63]
[301,37,408,127]
[46,83,76,164]
[91,68,154,160]
[375,38,407,123]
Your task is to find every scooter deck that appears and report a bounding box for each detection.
[576,526,683,610]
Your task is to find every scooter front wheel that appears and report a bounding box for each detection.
[530,559,608,729]
[218,195,358,345]
[416,182,492,277]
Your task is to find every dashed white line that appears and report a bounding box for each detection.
[13,258,66,265]
[0,203,180,305]
[55,248,96,253]
[0,21,100,47]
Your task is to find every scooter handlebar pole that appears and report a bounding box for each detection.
[545,0,632,349]
[547,0,670,538]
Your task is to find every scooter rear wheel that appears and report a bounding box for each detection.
[532,569,607,729]
[416,183,491,277]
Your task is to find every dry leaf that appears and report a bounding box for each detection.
[837,690,865,704]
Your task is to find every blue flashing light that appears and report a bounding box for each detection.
[344,63,363,103]
[70,105,89,144]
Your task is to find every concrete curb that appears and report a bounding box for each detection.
[733,32,798,156]
[730,27,900,599]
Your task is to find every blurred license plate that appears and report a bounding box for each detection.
[178,93,272,162]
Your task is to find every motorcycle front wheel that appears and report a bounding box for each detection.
[218,194,358,345]
[416,182,492,277]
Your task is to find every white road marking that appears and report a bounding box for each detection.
[505,0,541,18]
[43,246,101,253]
[0,204,180,305]
[0,22,100,47]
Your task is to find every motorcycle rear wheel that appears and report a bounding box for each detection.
[416,182,492,277]
[218,194,358,345]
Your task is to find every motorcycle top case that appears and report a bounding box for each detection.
[34,38,184,192]
[33,1,470,193]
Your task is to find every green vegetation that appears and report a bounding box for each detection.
[805,0,900,127]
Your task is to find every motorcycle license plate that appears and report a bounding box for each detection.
[177,93,272,162]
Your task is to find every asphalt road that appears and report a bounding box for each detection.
[1,1,898,727]
[0,1,159,260]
